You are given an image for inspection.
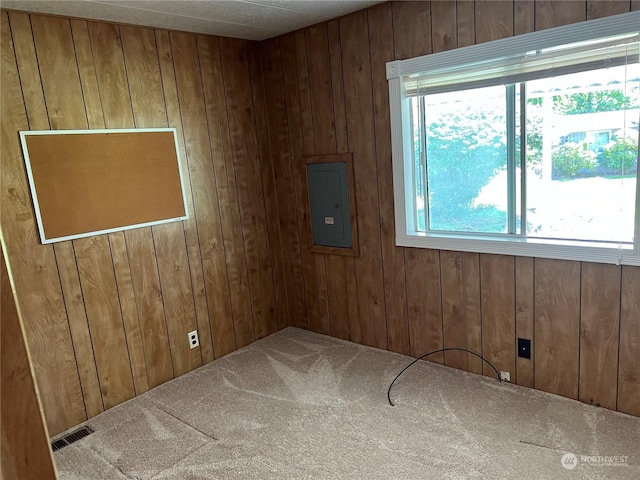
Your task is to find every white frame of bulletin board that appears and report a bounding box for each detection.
[20,128,189,244]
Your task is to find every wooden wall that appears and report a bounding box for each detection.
[257,0,640,417]
[1,10,285,436]
[2,248,57,480]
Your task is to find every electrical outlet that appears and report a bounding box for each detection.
[500,371,511,382]
[518,338,531,359]
[188,330,199,349]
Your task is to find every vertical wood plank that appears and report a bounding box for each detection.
[259,37,307,328]
[305,23,346,338]
[618,266,640,416]
[294,30,330,335]
[35,17,136,409]
[156,32,215,365]
[514,0,535,35]
[370,2,410,355]
[1,248,57,480]
[534,1,587,30]
[219,37,278,341]
[328,20,362,343]
[480,254,516,378]
[327,20,349,155]
[441,251,482,373]
[119,25,203,374]
[535,259,580,399]
[74,238,136,409]
[191,33,244,358]
[456,0,476,47]
[515,257,534,387]
[405,249,444,363]
[281,32,314,330]
[10,12,105,419]
[391,1,432,60]
[88,21,174,389]
[586,0,630,18]
[579,263,621,409]
[248,41,287,331]
[2,11,86,436]
[475,0,514,43]
[32,12,140,415]
[123,228,174,387]
[106,233,150,395]
[326,20,360,342]
[70,19,150,398]
[431,0,458,53]
[306,24,336,154]
[340,10,388,349]
[171,32,239,354]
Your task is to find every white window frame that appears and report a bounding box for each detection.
[387,11,640,266]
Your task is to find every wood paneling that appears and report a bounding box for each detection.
[579,263,620,409]
[280,33,314,331]
[260,0,640,417]
[405,249,443,363]
[515,257,534,387]
[431,0,457,53]
[618,266,640,416]
[193,33,246,357]
[156,32,214,364]
[248,41,288,331]
[371,3,410,355]
[514,0,535,35]
[3,11,87,434]
[391,1,431,60]
[259,37,307,329]
[298,25,331,335]
[441,251,482,374]
[2,11,282,435]
[475,1,513,43]
[480,254,515,378]
[587,0,630,19]
[535,259,580,399]
[456,0,476,47]
[121,25,203,375]
[534,1,587,29]
[219,37,278,341]
[1,248,57,480]
[340,10,387,349]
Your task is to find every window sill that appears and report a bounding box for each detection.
[397,233,640,266]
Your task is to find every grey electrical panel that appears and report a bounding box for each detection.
[306,161,352,248]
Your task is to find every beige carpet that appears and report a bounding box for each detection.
[54,327,639,479]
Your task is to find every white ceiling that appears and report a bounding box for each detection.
[0,0,385,40]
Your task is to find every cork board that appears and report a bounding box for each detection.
[20,129,188,244]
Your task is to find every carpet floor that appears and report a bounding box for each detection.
[54,327,639,479]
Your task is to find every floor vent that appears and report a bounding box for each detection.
[51,426,94,452]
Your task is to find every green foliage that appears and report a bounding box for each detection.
[600,136,639,172]
[525,106,543,168]
[425,108,507,232]
[553,90,638,115]
[552,143,597,178]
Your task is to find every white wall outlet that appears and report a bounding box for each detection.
[188,330,199,349]
[500,371,511,382]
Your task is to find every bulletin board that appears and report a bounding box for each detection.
[20,128,188,244]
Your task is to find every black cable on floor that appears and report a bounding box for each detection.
[387,348,502,406]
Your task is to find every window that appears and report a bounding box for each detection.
[387,12,640,265]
